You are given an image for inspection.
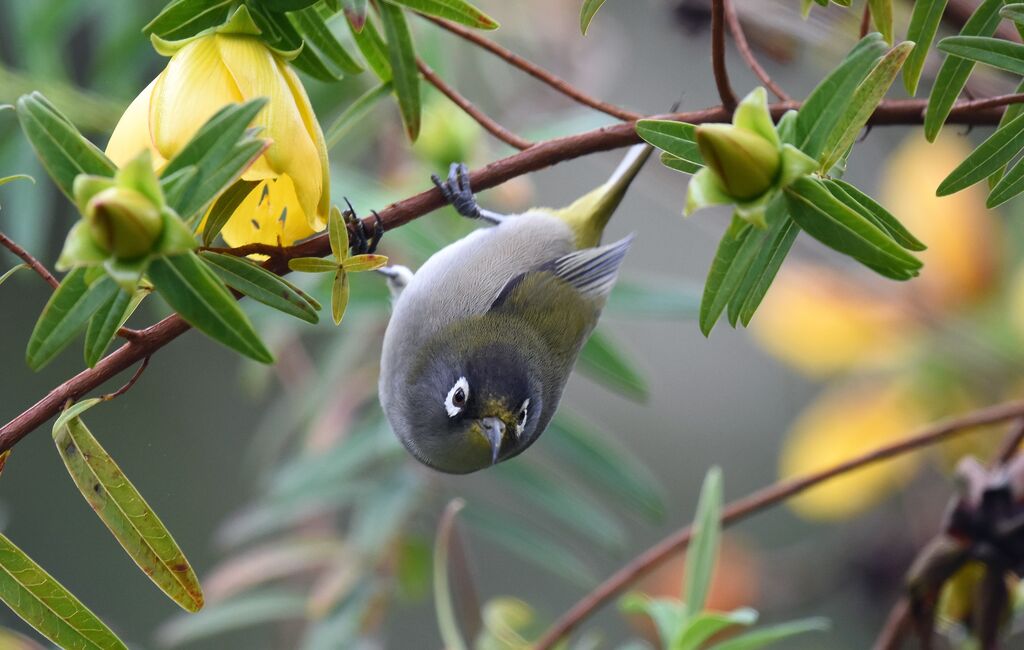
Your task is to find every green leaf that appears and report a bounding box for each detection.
[683,467,722,615]
[1004,3,1024,25]
[636,120,703,168]
[989,79,1024,187]
[148,252,273,363]
[0,532,127,650]
[699,215,751,336]
[27,269,119,371]
[727,202,799,327]
[388,0,498,29]
[144,0,234,39]
[938,36,1024,75]
[986,155,1024,207]
[342,253,388,272]
[936,112,1024,196]
[796,34,888,159]
[620,594,687,646]
[201,180,259,245]
[0,264,28,287]
[660,153,702,175]
[15,92,117,200]
[83,287,131,367]
[546,413,665,521]
[156,590,306,647]
[348,14,392,80]
[493,461,626,551]
[675,608,759,650]
[160,99,269,221]
[461,506,596,587]
[823,180,926,251]
[581,0,608,35]
[326,81,393,148]
[289,257,338,273]
[578,328,648,401]
[288,6,365,76]
[708,617,830,650]
[53,413,204,612]
[904,0,949,94]
[344,0,369,30]
[819,41,913,172]
[199,251,320,323]
[868,0,893,44]
[924,0,1004,141]
[332,269,350,324]
[784,177,921,280]
[379,1,422,141]
[434,500,469,650]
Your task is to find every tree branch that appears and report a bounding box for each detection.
[723,0,790,101]
[0,231,58,289]
[534,399,1024,648]
[872,597,911,650]
[1,93,1021,455]
[421,15,643,122]
[416,58,533,150]
[711,0,738,111]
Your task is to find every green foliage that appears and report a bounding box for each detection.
[26,268,119,370]
[903,0,948,94]
[200,251,321,324]
[580,0,608,35]
[52,400,205,612]
[379,1,421,141]
[0,532,128,650]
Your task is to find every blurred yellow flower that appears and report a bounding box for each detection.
[780,380,926,520]
[754,132,1005,521]
[105,7,329,248]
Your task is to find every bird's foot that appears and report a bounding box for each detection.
[342,198,384,255]
[431,163,484,220]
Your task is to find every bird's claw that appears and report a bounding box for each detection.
[432,162,482,220]
[342,198,384,255]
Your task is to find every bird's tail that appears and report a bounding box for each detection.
[549,143,654,248]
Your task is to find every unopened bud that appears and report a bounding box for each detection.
[695,124,780,201]
[85,187,163,258]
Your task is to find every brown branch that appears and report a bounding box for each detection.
[860,2,872,39]
[416,58,533,150]
[711,0,737,111]
[100,356,149,402]
[421,15,642,122]
[723,0,790,101]
[872,597,911,650]
[0,231,58,289]
[534,399,1024,648]
[1,93,1021,455]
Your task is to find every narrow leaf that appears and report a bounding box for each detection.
[156,590,306,648]
[708,617,830,650]
[581,0,608,35]
[83,287,132,367]
[388,0,498,29]
[699,215,751,336]
[289,257,338,273]
[675,608,759,650]
[0,532,127,650]
[938,36,1024,76]
[201,180,259,245]
[924,0,1004,141]
[578,328,648,401]
[199,251,319,323]
[148,252,273,363]
[986,156,1024,207]
[53,414,204,612]
[332,269,350,325]
[903,0,949,95]
[144,0,234,39]
[636,120,703,168]
[726,200,799,327]
[824,180,926,251]
[27,270,118,371]
[289,7,364,76]
[683,467,722,615]
[326,81,393,148]
[819,41,913,172]
[0,264,28,287]
[344,0,369,30]
[379,1,422,140]
[867,0,893,44]
[348,14,392,81]
[433,499,469,650]
[936,112,1024,196]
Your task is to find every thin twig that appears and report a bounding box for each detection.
[0,231,58,288]
[872,597,911,650]
[416,58,533,150]
[995,417,1024,466]
[534,399,1024,648]
[101,356,149,402]
[723,0,790,101]
[711,0,737,111]
[1,94,1022,455]
[422,15,642,122]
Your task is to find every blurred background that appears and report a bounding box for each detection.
[2,0,1024,648]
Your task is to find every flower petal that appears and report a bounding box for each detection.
[780,380,926,520]
[219,175,316,248]
[278,58,329,230]
[105,76,167,169]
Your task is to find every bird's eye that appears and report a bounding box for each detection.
[515,399,530,437]
[445,377,470,418]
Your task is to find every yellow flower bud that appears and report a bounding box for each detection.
[695,123,780,201]
[105,8,329,248]
[85,186,163,258]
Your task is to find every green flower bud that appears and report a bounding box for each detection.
[695,123,781,201]
[85,187,164,259]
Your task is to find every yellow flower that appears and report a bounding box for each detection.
[104,7,329,248]
[780,380,927,520]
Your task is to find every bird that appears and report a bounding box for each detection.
[378,144,652,474]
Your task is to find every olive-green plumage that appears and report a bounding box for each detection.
[379,145,651,474]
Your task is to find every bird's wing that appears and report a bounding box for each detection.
[543,234,635,301]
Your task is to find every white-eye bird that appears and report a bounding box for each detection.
[379,144,652,474]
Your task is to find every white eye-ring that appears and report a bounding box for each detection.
[445,377,470,418]
[515,399,530,438]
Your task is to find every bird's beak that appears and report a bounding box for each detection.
[480,416,506,465]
